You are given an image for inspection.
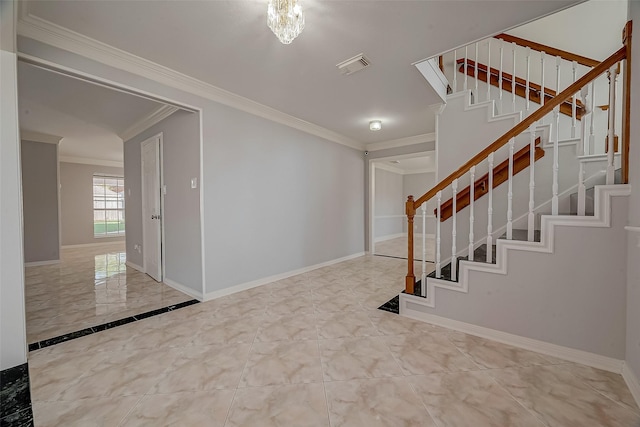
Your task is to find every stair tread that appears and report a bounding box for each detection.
[499,229,541,242]
[425,244,497,284]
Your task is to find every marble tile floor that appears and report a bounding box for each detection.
[374,235,435,262]
[27,255,640,426]
[25,242,193,344]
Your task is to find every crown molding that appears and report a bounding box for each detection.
[366,132,436,152]
[17,12,365,151]
[20,130,62,144]
[119,104,179,142]
[59,156,123,168]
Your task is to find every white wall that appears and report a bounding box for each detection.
[0,0,28,370]
[124,110,202,295]
[59,162,125,246]
[374,167,404,240]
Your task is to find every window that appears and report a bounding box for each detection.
[93,175,125,237]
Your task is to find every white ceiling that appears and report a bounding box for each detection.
[21,0,582,147]
[18,62,163,163]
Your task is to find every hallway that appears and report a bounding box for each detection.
[25,242,192,345]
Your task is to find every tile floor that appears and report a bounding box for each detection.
[25,242,192,344]
[374,235,435,262]
[28,255,640,426]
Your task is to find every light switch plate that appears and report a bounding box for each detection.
[191,178,198,189]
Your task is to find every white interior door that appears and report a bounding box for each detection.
[141,135,162,282]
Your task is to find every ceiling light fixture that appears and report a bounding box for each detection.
[369,120,382,131]
[267,0,305,45]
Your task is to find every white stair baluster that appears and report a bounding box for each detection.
[468,166,476,261]
[607,65,618,184]
[572,61,578,138]
[474,42,479,101]
[578,163,586,216]
[435,191,442,278]
[589,81,596,154]
[512,42,517,113]
[486,153,494,263]
[552,56,561,215]
[451,179,458,281]
[464,45,468,91]
[499,44,504,114]
[507,138,515,239]
[453,49,458,93]
[540,51,546,112]
[525,47,531,113]
[486,41,491,103]
[421,203,427,297]
[528,125,536,241]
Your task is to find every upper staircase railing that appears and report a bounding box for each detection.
[406,21,632,294]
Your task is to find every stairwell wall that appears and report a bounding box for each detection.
[625,1,640,383]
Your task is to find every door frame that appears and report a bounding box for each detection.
[140,132,165,281]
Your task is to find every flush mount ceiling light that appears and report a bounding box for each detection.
[369,120,382,131]
[267,0,305,44]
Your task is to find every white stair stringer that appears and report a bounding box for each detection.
[400,184,629,309]
[400,184,630,367]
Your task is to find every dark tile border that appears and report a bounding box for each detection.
[0,363,33,426]
[28,299,199,352]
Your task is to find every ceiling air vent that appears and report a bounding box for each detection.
[336,54,371,76]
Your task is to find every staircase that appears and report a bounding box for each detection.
[398,22,633,364]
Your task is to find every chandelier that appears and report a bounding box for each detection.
[267,0,305,44]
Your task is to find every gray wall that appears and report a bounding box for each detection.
[124,110,202,295]
[59,162,124,246]
[626,1,640,379]
[205,108,363,294]
[1,0,28,370]
[21,140,59,262]
[374,168,403,239]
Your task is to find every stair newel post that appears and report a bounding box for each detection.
[435,191,442,279]
[486,40,491,103]
[507,138,515,240]
[453,49,458,93]
[589,81,596,154]
[486,153,494,263]
[525,47,531,114]
[421,203,427,297]
[499,44,504,114]
[528,125,536,242]
[405,196,416,294]
[571,61,578,138]
[468,166,476,261]
[464,46,469,91]
[451,179,458,281]
[552,55,561,215]
[512,42,517,113]
[606,65,618,184]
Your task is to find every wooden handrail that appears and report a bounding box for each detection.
[494,33,600,68]
[410,46,626,212]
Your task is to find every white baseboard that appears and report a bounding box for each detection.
[24,259,60,267]
[125,261,144,273]
[61,241,124,249]
[163,277,203,301]
[204,251,365,302]
[401,308,624,373]
[622,362,640,407]
[375,233,405,243]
